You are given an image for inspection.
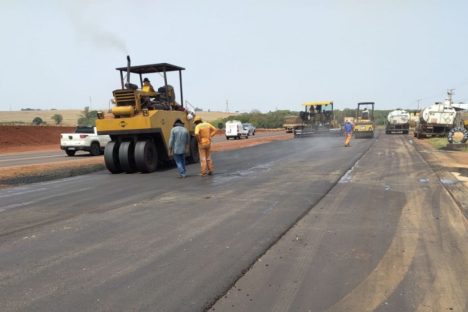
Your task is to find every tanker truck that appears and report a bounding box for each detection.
[385,109,410,134]
[413,102,456,139]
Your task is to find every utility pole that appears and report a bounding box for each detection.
[416,99,422,110]
[225,100,229,113]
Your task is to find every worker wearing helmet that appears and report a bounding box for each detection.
[343,120,354,147]
[142,78,155,93]
[194,116,217,176]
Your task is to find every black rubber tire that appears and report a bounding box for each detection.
[118,141,137,173]
[134,140,158,173]
[253,131,255,136]
[65,150,76,156]
[104,141,122,174]
[226,136,229,140]
[90,142,101,156]
[188,136,199,163]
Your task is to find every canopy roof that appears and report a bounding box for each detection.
[116,63,185,74]
[303,101,333,106]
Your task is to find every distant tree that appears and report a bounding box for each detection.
[194,107,203,112]
[77,106,98,126]
[32,117,44,125]
[51,114,63,125]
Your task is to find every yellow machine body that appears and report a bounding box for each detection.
[96,58,200,174]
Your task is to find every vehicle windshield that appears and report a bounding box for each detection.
[75,126,94,134]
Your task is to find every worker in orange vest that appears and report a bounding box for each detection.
[194,116,218,176]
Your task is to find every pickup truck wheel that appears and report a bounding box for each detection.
[90,142,101,156]
[188,136,199,163]
[65,150,76,157]
[134,140,158,173]
[119,141,137,173]
[104,141,123,174]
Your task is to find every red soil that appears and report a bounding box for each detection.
[0,126,74,153]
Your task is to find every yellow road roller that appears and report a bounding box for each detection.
[96,56,199,173]
[354,102,375,138]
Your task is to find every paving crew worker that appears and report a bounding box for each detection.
[343,120,354,147]
[194,115,217,176]
[169,119,190,178]
[142,78,155,93]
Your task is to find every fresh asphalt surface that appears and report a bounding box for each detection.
[0,132,466,312]
[0,132,281,168]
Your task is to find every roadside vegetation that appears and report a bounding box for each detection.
[427,137,468,152]
[77,107,98,127]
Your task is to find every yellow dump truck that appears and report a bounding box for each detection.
[96,56,199,173]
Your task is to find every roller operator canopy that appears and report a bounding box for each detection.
[303,101,333,106]
[116,63,185,74]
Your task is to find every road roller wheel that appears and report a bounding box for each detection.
[104,141,123,174]
[134,140,158,173]
[119,141,137,173]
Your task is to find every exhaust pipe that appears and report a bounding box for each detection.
[126,55,131,85]
[124,55,137,90]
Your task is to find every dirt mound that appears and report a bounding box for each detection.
[0,126,74,152]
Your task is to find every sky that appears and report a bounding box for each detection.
[1,0,468,112]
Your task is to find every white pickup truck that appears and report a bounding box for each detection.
[60,126,111,156]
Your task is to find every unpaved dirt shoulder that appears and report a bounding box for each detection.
[0,158,105,188]
[413,138,468,218]
[0,132,292,188]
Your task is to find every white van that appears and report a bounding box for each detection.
[225,120,249,140]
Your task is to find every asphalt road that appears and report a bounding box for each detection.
[0,131,285,168]
[0,133,466,312]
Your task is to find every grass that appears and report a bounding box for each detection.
[427,137,468,152]
[427,137,448,150]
